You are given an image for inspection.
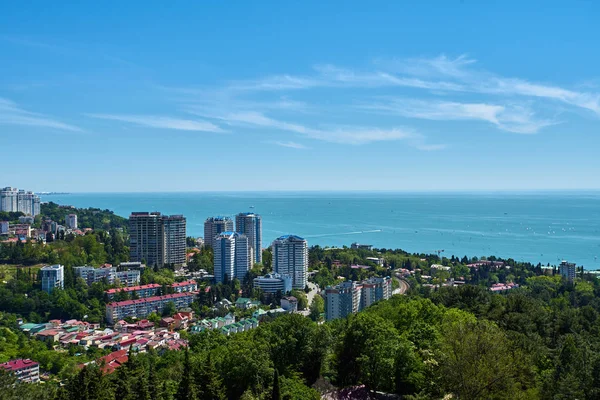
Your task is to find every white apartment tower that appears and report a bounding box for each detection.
[272,235,308,290]
[0,187,40,216]
[213,232,254,283]
[65,214,78,229]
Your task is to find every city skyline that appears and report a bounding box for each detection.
[1,1,599,191]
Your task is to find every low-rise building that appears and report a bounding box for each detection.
[0,359,40,383]
[171,280,198,293]
[105,283,161,300]
[351,243,373,251]
[253,273,292,294]
[105,292,198,323]
[280,296,298,312]
[235,297,260,309]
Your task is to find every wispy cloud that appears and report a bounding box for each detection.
[360,98,557,134]
[86,113,224,132]
[0,97,81,132]
[190,108,444,148]
[385,54,600,115]
[271,141,309,149]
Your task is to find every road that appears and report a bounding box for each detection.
[392,272,410,295]
[298,281,319,317]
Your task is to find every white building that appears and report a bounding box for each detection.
[74,266,141,287]
[65,214,78,229]
[253,273,293,293]
[325,276,392,321]
[281,296,298,312]
[40,264,64,294]
[272,235,308,290]
[213,232,253,283]
[236,213,262,263]
[0,187,18,212]
[0,359,40,383]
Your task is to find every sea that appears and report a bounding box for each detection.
[40,191,600,270]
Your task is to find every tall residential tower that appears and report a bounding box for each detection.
[204,217,234,249]
[236,213,262,264]
[129,212,186,269]
[213,232,254,283]
[272,235,308,290]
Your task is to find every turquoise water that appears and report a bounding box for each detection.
[40,192,600,269]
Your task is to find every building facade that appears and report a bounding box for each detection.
[213,232,253,283]
[129,212,186,269]
[0,359,40,383]
[0,187,40,216]
[235,213,262,263]
[203,217,234,249]
[65,214,78,229]
[272,235,308,290]
[162,215,186,267]
[74,266,141,287]
[105,292,198,323]
[253,273,293,294]
[559,261,576,281]
[0,221,9,235]
[325,276,392,321]
[40,264,64,294]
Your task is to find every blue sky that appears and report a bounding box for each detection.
[1,1,599,192]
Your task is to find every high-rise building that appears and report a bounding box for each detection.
[65,214,78,229]
[40,264,64,294]
[130,212,164,267]
[213,232,253,283]
[559,261,576,281]
[236,213,262,263]
[0,187,18,212]
[272,235,308,290]
[129,212,186,269]
[162,215,186,267]
[325,276,392,321]
[203,217,234,249]
[0,187,40,216]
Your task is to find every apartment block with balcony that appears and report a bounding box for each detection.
[0,359,40,383]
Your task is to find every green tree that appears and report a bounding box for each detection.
[176,348,196,400]
[271,369,281,400]
[309,295,324,321]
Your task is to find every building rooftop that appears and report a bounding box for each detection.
[1,359,39,371]
[276,234,305,241]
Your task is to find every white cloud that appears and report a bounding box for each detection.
[361,99,557,134]
[0,97,81,132]
[390,55,600,115]
[86,113,224,132]
[192,108,444,148]
[271,141,309,149]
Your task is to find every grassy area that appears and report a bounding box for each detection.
[0,264,43,283]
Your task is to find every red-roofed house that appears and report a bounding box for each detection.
[0,359,40,383]
[96,350,128,374]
